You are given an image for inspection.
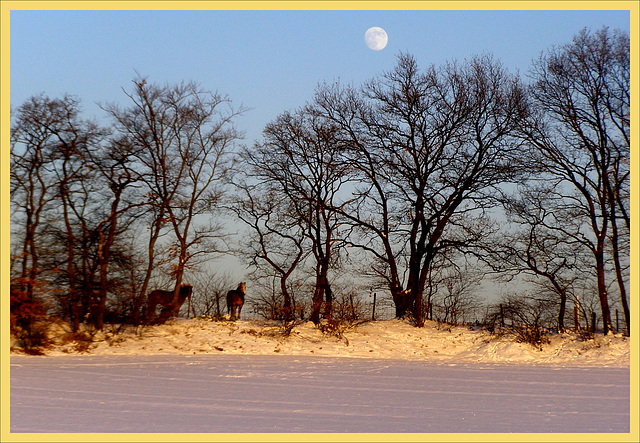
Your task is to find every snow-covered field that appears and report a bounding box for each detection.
[9,318,633,435]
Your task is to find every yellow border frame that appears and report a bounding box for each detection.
[1,1,638,442]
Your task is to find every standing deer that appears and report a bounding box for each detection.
[226,282,246,320]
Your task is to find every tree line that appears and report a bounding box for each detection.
[10,27,630,350]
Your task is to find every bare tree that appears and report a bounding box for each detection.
[521,27,630,334]
[11,94,110,332]
[84,132,148,329]
[229,181,307,321]
[314,53,528,325]
[104,78,244,324]
[11,94,154,335]
[189,271,235,319]
[240,108,352,324]
[10,94,66,343]
[483,185,589,332]
[429,262,484,325]
[10,95,62,312]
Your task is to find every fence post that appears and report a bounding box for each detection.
[591,312,597,334]
[371,292,377,321]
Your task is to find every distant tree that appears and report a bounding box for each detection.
[314,53,528,325]
[229,182,307,321]
[483,185,588,332]
[104,78,244,324]
[10,94,62,328]
[521,27,630,334]
[249,274,308,322]
[189,271,235,319]
[11,94,110,332]
[486,292,555,348]
[329,283,370,324]
[429,261,484,325]
[241,108,352,324]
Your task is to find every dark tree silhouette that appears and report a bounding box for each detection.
[240,109,352,324]
[314,53,528,324]
[521,27,630,334]
[104,78,244,323]
[230,182,307,321]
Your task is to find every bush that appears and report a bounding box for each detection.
[316,316,369,346]
[252,293,308,323]
[198,313,227,322]
[10,283,51,354]
[60,330,96,353]
[330,290,368,323]
[511,325,550,349]
[481,294,555,349]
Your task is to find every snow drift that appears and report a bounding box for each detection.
[12,317,630,367]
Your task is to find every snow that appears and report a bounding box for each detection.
[9,318,632,434]
[16,317,630,366]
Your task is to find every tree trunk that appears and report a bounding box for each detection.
[546,276,568,332]
[95,231,109,330]
[310,232,333,323]
[310,285,323,325]
[595,247,613,335]
[23,208,38,307]
[323,282,333,321]
[311,267,326,324]
[95,191,121,330]
[60,180,81,333]
[280,278,293,321]
[131,207,165,325]
[557,293,566,332]
[393,288,413,319]
[610,212,630,335]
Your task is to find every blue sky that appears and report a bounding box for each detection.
[10,8,630,145]
[6,6,634,292]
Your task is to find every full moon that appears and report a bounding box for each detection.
[364,27,388,51]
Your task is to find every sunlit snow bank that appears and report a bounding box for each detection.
[13,318,630,367]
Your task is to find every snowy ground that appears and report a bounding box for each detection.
[13,317,631,366]
[9,318,633,435]
[10,354,630,434]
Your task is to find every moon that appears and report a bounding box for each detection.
[364,27,388,51]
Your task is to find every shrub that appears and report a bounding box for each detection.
[482,294,555,349]
[10,283,51,354]
[60,330,95,353]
